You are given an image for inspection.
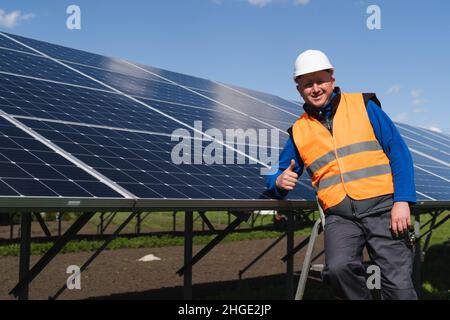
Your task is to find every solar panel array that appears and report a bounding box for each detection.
[0,32,448,208]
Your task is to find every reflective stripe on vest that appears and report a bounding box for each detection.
[316,164,392,191]
[306,140,384,176]
[291,92,394,210]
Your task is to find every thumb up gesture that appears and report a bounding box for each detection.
[275,159,299,191]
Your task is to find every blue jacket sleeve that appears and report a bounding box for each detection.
[265,136,304,199]
[366,100,417,203]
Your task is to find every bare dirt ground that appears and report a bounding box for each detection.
[0,235,328,300]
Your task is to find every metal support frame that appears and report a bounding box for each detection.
[98,212,117,235]
[177,213,248,277]
[34,213,51,237]
[10,213,14,240]
[177,211,249,299]
[10,212,96,299]
[136,212,141,234]
[295,216,323,300]
[5,204,448,301]
[135,212,151,234]
[198,211,216,232]
[183,211,193,300]
[18,212,31,300]
[50,212,138,300]
[239,233,286,280]
[421,210,448,252]
[173,211,177,233]
[99,212,105,235]
[286,211,295,299]
[57,212,62,236]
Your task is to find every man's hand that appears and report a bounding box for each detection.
[275,159,299,191]
[390,201,411,237]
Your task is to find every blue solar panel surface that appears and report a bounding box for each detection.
[0,31,448,204]
[0,116,122,198]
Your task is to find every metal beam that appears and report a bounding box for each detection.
[295,217,323,300]
[50,212,138,300]
[286,211,294,299]
[18,213,31,300]
[239,233,286,280]
[9,212,96,298]
[34,213,51,237]
[198,211,216,232]
[183,211,193,300]
[177,214,247,276]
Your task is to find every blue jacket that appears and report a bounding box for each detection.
[266,91,416,204]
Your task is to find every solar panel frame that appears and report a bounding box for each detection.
[0,31,448,211]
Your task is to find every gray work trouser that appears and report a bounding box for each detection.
[321,210,418,300]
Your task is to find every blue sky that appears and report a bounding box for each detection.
[0,0,449,133]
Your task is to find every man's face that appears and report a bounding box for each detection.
[296,70,335,108]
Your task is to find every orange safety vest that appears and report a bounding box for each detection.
[291,93,394,211]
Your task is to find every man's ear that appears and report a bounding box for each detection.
[330,76,336,90]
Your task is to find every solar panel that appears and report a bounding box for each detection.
[0,31,448,208]
[0,115,123,198]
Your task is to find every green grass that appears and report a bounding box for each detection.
[88,211,282,232]
[0,229,313,257]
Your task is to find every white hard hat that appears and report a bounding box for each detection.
[293,49,334,81]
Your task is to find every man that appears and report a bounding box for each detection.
[266,50,417,300]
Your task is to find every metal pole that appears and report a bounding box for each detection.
[10,213,14,240]
[136,212,141,235]
[10,212,95,298]
[422,210,438,253]
[173,211,177,233]
[50,212,138,300]
[58,212,62,237]
[286,211,294,299]
[18,212,31,300]
[100,212,104,235]
[184,211,193,300]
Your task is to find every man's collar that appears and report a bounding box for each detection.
[303,87,341,120]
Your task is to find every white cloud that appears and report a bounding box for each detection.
[393,112,409,122]
[425,126,443,133]
[410,89,426,106]
[294,0,310,5]
[386,84,401,95]
[247,0,273,7]
[0,9,35,28]
[413,107,426,113]
[244,0,311,7]
[412,99,425,106]
[411,89,424,98]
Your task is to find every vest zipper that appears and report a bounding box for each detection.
[325,118,332,133]
[317,116,352,204]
